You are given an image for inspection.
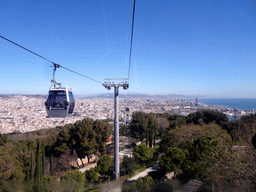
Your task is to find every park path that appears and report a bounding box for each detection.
[79,163,97,173]
[128,166,155,181]
[128,160,161,181]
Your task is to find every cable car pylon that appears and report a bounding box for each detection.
[103,78,128,180]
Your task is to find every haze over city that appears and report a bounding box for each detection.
[1,0,256,98]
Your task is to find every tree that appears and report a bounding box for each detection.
[0,152,25,185]
[34,140,45,192]
[41,176,59,192]
[223,115,255,145]
[0,133,8,146]
[123,176,154,192]
[120,124,129,136]
[155,116,169,136]
[186,110,229,126]
[133,144,154,167]
[129,112,158,147]
[159,124,203,152]
[159,123,231,153]
[179,137,222,180]
[53,151,72,173]
[42,142,45,177]
[53,126,72,156]
[50,154,54,176]
[129,112,148,143]
[30,152,34,181]
[73,118,96,165]
[162,113,186,129]
[93,120,111,157]
[147,114,158,147]
[61,170,86,191]
[180,136,251,191]
[96,155,113,178]
[159,147,187,175]
[35,140,44,183]
[120,156,136,176]
[84,168,99,183]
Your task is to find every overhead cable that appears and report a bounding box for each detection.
[0,36,54,63]
[60,65,102,84]
[128,0,136,82]
[0,36,103,84]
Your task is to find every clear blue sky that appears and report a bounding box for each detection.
[1,0,256,98]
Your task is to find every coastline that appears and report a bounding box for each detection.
[200,98,256,111]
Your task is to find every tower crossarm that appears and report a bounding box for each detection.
[103,78,129,90]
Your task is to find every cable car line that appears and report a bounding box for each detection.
[60,65,102,84]
[0,36,54,64]
[0,35,103,84]
[128,0,136,82]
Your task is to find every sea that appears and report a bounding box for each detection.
[200,98,256,111]
[198,98,256,121]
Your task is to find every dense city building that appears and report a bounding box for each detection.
[0,94,253,134]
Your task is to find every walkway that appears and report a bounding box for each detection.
[128,161,160,181]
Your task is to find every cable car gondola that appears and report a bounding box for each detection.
[45,64,75,118]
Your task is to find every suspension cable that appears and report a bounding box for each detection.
[128,0,136,82]
[60,65,102,84]
[0,36,103,84]
[0,36,54,63]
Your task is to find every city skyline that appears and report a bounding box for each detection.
[1,0,256,98]
[0,94,252,134]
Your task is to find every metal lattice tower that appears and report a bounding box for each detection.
[103,78,129,180]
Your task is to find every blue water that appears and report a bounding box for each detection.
[200,98,256,111]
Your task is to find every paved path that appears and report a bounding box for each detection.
[128,162,160,181]
[79,163,97,173]
[128,167,154,181]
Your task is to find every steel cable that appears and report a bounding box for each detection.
[0,36,103,84]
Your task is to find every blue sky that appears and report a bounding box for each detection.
[1,0,256,98]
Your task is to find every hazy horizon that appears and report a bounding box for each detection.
[1,92,256,99]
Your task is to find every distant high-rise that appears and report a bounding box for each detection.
[195,98,199,106]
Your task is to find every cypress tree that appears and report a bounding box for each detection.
[30,151,34,180]
[35,140,46,192]
[35,140,42,182]
[149,130,152,148]
[26,168,30,181]
[146,126,149,146]
[50,154,54,176]
[153,128,156,147]
[42,142,45,177]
